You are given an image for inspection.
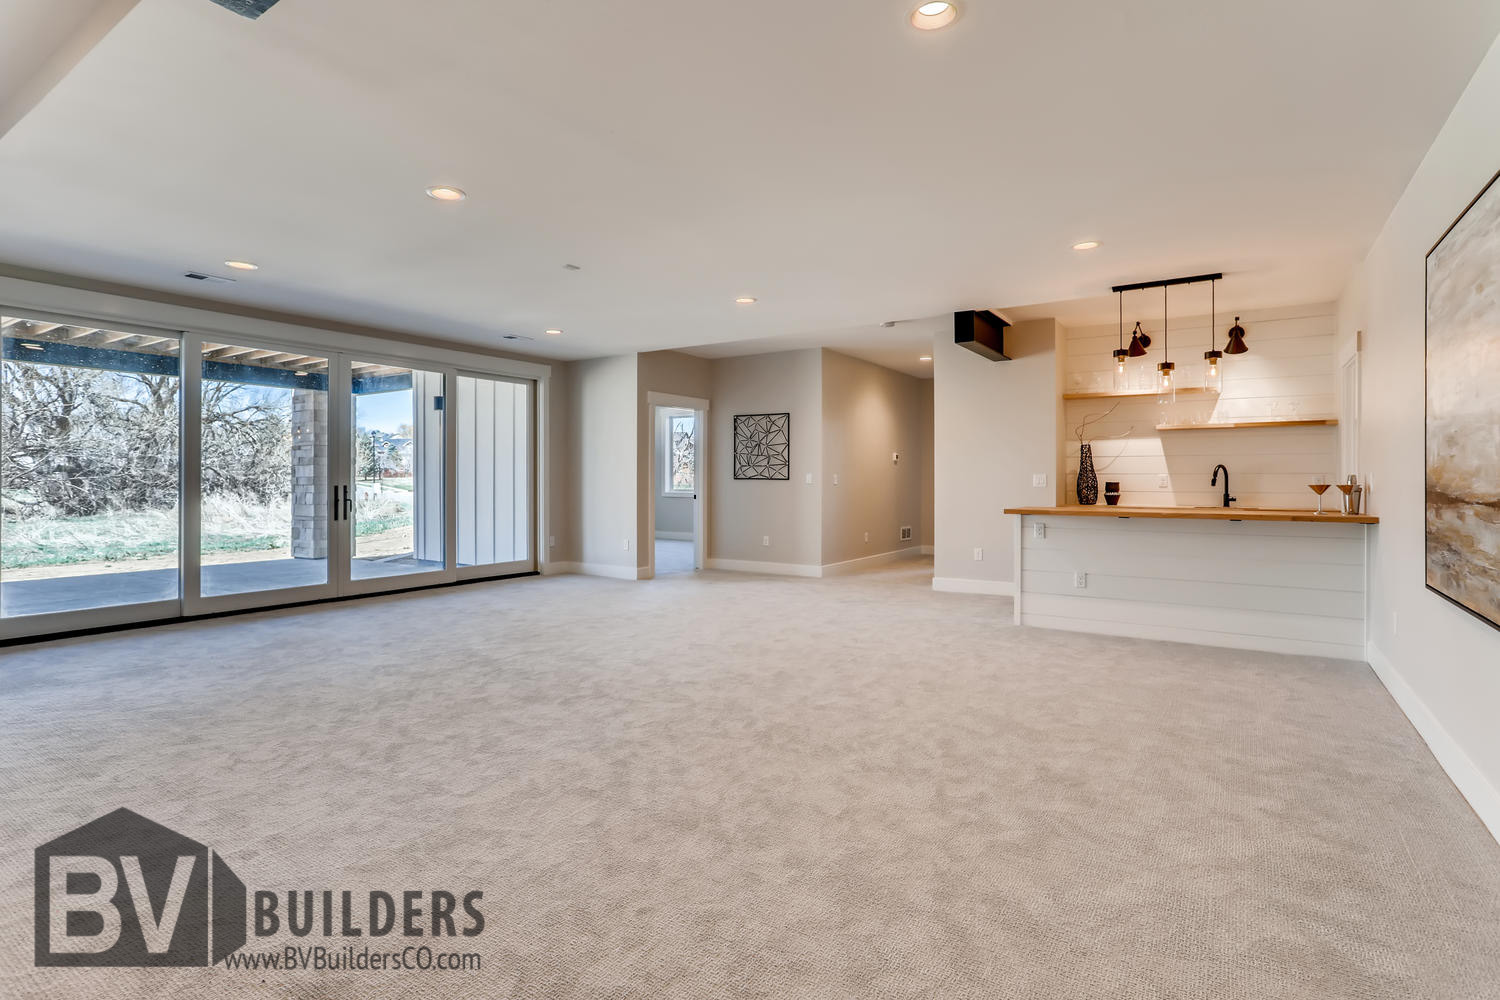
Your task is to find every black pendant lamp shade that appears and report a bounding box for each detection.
[1224,316,1249,354]
[1127,321,1149,357]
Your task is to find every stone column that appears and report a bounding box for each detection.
[290,388,329,559]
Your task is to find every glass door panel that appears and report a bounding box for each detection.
[1,315,180,618]
[199,343,330,597]
[455,375,533,572]
[348,361,445,581]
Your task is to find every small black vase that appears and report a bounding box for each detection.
[1077,443,1099,505]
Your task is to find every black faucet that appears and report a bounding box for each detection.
[1211,464,1236,508]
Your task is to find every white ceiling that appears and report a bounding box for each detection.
[0,0,1497,370]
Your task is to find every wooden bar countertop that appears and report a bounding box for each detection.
[1003,505,1379,525]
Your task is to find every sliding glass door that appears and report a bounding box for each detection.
[1,315,538,639]
[0,313,180,635]
[343,359,450,591]
[189,340,336,612]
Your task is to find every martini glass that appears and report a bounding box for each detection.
[1309,482,1332,514]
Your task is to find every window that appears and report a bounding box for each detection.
[663,410,695,496]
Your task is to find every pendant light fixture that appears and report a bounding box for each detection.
[1156,284,1175,396]
[1224,315,1249,354]
[1204,278,1223,390]
[1108,272,1222,386]
[1113,292,1129,377]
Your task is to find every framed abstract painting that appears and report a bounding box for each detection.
[1426,166,1500,631]
[732,413,790,481]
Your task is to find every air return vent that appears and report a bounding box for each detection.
[208,0,281,18]
[501,334,536,343]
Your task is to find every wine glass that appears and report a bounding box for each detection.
[1309,478,1331,514]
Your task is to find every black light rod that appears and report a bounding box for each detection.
[1110,272,1223,294]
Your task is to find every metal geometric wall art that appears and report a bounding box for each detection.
[733,413,790,480]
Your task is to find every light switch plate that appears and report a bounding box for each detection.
[973,547,983,561]
[804,472,813,485]
[833,473,839,486]
[1033,473,1048,488]
[762,535,771,547]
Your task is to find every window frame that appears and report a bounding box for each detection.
[661,408,696,498]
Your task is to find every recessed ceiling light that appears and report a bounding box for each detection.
[735,297,758,305]
[910,1,958,30]
[919,356,932,362]
[223,260,259,270]
[425,185,467,202]
[545,329,563,336]
[1072,241,1100,251]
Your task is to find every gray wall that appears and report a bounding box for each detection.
[819,349,927,565]
[569,355,638,571]
[933,318,1061,587]
[709,349,823,566]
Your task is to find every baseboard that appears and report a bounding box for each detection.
[540,561,580,576]
[1367,642,1500,845]
[574,562,642,581]
[933,577,1015,596]
[654,531,693,542]
[821,547,926,577]
[706,558,823,578]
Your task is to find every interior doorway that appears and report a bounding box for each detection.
[647,393,709,577]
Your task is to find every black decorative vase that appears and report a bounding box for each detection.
[1077,443,1099,505]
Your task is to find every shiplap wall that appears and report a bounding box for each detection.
[1063,303,1340,509]
[456,375,531,566]
[1016,514,1368,659]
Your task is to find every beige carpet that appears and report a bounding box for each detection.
[1,559,1497,999]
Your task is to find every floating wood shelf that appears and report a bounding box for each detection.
[1062,386,1216,400]
[1155,418,1339,431]
[1004,505,1377,525]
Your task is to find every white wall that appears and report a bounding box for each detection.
[708,349,823,568]
[1062,304,1340,509]
[819,350,927,566]
[933,318,1061,592]
[1338,33,1500,837]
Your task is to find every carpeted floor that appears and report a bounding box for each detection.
[1,559,1497,999]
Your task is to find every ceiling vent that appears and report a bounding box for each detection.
[954,310,1011,361]
[501,334,535,343]
[184,272,237,284]
[208,0,281,19]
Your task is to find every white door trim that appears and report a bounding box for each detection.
[646,391,710,578]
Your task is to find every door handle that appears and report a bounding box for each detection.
[330,488,340,522]
[342,484,352,521]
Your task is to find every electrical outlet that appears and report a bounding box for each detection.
[1033,522,1046,539]
[1158,475,1169,489]
[892,452,900,464]
[762,535,771,547]
[973,547,983,561]
[1073,571,1087,589]
[1033,473,1048,488]
[833,473,840,486]
[863,531,870,542]
[623,539,630,551]
[549,535,556,548]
